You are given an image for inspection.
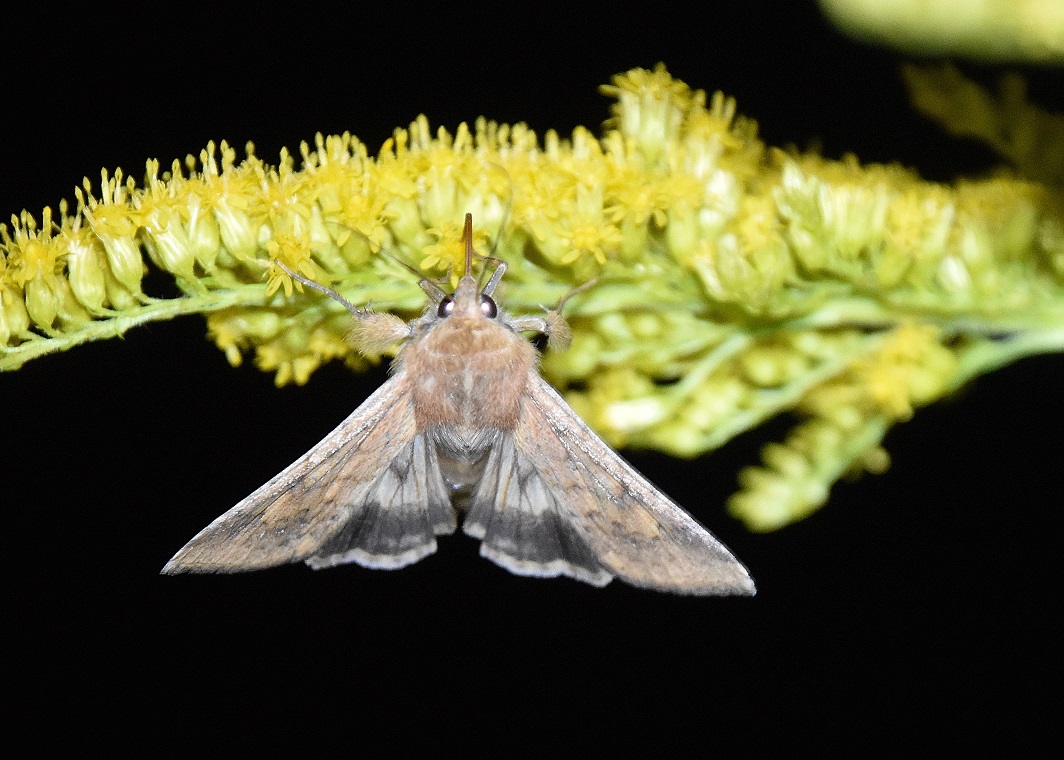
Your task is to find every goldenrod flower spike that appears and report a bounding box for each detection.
[3,64,1064,530]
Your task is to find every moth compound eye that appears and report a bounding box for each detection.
[437,297,455,318]
[479,295,498,318]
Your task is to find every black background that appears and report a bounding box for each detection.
[3,1,1059,753]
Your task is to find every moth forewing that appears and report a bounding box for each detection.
[163,213,755,596]
[161,375,454,573]
[520,376,755,594]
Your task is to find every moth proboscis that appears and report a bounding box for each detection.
[162,215,755,595]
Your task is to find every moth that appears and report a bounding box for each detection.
[163,215,755,595]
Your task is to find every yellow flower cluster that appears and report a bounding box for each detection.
[3,63,1063,529]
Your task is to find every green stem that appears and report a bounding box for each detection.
[0,285,268,371]
[948,326,1064,392]
[692,331,889,451]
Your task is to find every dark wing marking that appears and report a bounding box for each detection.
[485,374,755,595]
[162,374,454,574]
[306,431,454,570]
[464,433,612,587]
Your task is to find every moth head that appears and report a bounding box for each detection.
[431,213,503,321]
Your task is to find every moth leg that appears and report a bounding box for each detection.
[418,275,449,303]
[508,278,596,350]
[508,312,571,350]
[477,255,507,297]
[349,311,412,353]
[271,260,412,352]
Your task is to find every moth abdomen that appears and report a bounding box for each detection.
[430,424,501,459]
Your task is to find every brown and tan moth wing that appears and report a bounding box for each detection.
[466,375,755,595]
[162,374,455,574]
[464,430,614,588]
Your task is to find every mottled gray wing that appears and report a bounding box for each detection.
[162,374,455,574]
[464,432,613,587]
[466,374,755,595]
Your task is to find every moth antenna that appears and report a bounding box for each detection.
[376,244,436,283]
[326,217,448,304]
[273,260,363,317]
[475,162,515,296]
[363,247,447,303]
[485,160,514,259]
[553,277,598,314]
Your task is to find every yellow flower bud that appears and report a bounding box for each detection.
[55,277,91,327]
[142,208,198,283]
[24,276,58,331]
[65,237,108,313]
[0,284,31,345]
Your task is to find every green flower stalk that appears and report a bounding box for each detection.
[3,64,1064,531]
